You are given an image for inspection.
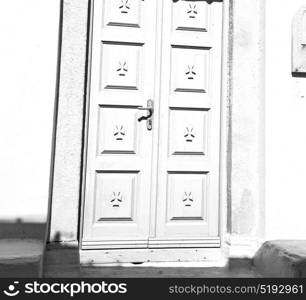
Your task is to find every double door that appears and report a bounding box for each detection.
[82,0,223,250]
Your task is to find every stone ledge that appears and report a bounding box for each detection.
[254,240,306,277]
[43,246,261,277]
[0,239,44,277]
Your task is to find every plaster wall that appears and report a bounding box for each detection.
[228,0,265,244]
[265,0,306,239]
[0,0,60,232]
[47,0,266,251]
[48,0,89,242]
[3,0,302,246]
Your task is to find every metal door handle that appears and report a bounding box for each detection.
[137,99,154,130]
[137,108,153,121]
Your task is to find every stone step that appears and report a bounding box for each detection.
[254,240,306,277]
[0,239,44,277]
[43,247,261,277]
[8,239,306,278]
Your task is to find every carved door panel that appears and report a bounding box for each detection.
[82,0,223,250]
[151,0,223,248]
[82,0,157,249]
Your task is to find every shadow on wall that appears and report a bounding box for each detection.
[0,219,46,239]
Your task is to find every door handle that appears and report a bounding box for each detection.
[137,99,154,130]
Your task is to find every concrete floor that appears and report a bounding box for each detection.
[0,239,43,277]
[2,240,306,277]
[43,248,260,278]
[44,265,260,278]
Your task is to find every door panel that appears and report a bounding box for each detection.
[169,109,208,156]
[82,0,157,249]
[173,0,209,32]
[150,0,222,247]
[104,0,143,28]
[82,0,223,251]
[101,43,142,90]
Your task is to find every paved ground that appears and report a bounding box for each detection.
[46,266,260,278]
[43,248,260,277]
[44,263,261,277]
[0,242,260,277]
[0,239,43,277]
[4,240,306,277]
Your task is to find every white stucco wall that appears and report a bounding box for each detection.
[1,0,306,243]
[0,0,60,223]
[266,0,306,239]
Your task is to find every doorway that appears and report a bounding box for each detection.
[81,0,223,254]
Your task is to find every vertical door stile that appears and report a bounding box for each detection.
[148,0,164,242]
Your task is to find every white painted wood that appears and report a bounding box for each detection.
[83,237,220,249]
[80,248,225,265]
[82,0,157,245]
[153,0,223,243]
[82,0,223,254]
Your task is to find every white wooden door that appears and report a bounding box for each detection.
[82,0,158,249]
[149,0,222,248]
[82,0,223,250]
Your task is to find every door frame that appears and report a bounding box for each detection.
[81,0,224,251]
[47,0,265,263]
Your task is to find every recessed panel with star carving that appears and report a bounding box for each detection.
[169,108,208,156]
[101,42,143,90]
[94,172,138,222]
[171,46,209,93]
[166,172,208,221]
[98,106,138,155]
[172,0,209,32]
[103,0,143,28]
